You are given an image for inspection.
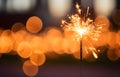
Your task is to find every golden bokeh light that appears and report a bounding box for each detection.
[95,32,108,47]
[94,15,110,32]
[115,48,120,58]
[26,16,43,33]
[107,49,119,61]
[17,42,33,58]
[12,30,28,51]
[62,38,74,54]
[1,29,14,37]
[62,37,79,54]
[23,60,39,77]
[30,52,46,66]
[45,28,63,54]
[30,36,44,52]
[107,32,117,49]
[12,22,25,32]
[0,36,13,53]
[63,30,75,38]
[63,31,80,54]
[0,30,14,53]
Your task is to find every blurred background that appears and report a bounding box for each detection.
[0,0,120,77]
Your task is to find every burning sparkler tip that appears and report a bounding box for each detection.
[61,3,103,60]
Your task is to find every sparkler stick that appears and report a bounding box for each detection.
[80,39,82,61]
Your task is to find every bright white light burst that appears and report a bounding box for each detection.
[61,3,102,59]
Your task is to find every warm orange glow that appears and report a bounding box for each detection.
[107,32,117,48]
[73,51,80,59]
[30,52,46,66]
[115,48,120,57]
[12,30,28,51]
[0,36,13,53]
[30,36,44,53]
[63,30,80,54]
[61,37,79,54]
[23,60,39,77]
[95,32,108,46]
[63,30,75,38]
[17,42,33,58]
[26,16,43,33]
[45,28,63,54]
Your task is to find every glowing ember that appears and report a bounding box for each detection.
[61,3,102,59]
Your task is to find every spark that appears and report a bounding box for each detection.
[61,3,102,59]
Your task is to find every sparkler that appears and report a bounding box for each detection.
[61,3,102,60]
